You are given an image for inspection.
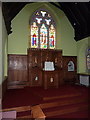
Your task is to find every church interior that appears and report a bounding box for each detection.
[0,1,90,119]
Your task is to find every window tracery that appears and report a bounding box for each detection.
[30,9,56,49]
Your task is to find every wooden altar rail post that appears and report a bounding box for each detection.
[31,105,46,120]
[1,105,46,119]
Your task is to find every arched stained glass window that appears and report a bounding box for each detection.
[31,22,38,48]
[49,25,55,49]
[86,48,90,72]
[30,9,56,49]
[40,24,47,49]
[87,55,90,69]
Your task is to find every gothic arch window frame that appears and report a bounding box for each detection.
[86,47,90,72]
[68,61,75,72]
[29,8,56,49]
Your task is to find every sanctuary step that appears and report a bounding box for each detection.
[2,85,88,119]
[27,85,84,101]
[40,96,88,109]
[44,104,88,118]
[39,95,88,118]
[51,110,88,118]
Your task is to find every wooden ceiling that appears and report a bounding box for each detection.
[2,2,90,41]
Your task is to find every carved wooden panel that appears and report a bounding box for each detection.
[63,56,77,84]
[41,49,55,69]
[41,50,48,69]
[27,48,63,87]
[43,70,59,89]
[29,68,42,87]
[7,50,77,89]
[54,51,63,69]
[28,49,41,68]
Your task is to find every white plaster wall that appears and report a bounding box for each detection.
[0,1,2,117]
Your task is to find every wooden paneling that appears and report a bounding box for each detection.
[28,48,63,87]
[28,49,42,87]
[43,70,59,89]
[29,68,42,87]
[54,50,63,69]
[7,51,77,89]
[63,56,77,84]
[28,49,41,68]
[8,54,28,89]
[2,76,8,99]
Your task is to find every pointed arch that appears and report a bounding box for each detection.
[29,7,56,49]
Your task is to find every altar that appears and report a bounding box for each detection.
[27,48,63,88]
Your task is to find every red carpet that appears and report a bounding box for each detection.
[2,87,42,108]
[2,84,89,119]
[52,110,88,118]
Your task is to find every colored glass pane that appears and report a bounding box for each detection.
[45,19,51,25]
[40,24,47,49]
[87,55,90,69]
[36,18,42,24]
[49,25,55,49]
[31,22,38,48]
[41,11,46,17]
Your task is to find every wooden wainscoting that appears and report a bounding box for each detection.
[2,76,8,99]
[8,54,28,89]
[7,53,77,89]
[63,56,77,84]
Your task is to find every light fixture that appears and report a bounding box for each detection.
[74,23,76,26]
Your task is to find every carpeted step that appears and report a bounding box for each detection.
[43,103,88,118]
[29,86,88,101]
[41,94,88,103]
[2,85,89,119]
[52,110,88,118]
[40,97,88,109]
[27,85,84,98]
[43,93,82,101]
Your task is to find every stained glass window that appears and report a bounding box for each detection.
[87,55,90,70]
[86,48,90,71]
[30,9,56,49]
[40,24,47,49]
[49,25,55,49]
[31,22,38,48]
